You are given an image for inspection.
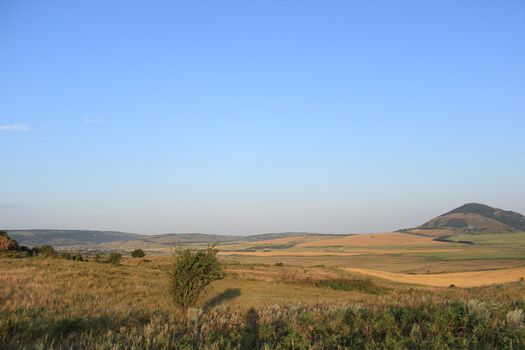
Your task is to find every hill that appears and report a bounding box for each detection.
[99,233,336,250]
[7,230,147,247]
[5,230,337,249]
[100,233,244,250]
[243,232,334,241]
[411,203,525,234]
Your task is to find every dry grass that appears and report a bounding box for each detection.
[2,255,525,348]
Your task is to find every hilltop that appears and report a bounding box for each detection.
[410,203,525,234]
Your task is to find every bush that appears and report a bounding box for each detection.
[107,252,122,265]
[33,245,57,258]
[0,231,19,251]
[131,249,145,258]
[313,278,388,294]
[170,248,224,310]
[59,252,73,260]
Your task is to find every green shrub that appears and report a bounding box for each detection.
[313,278,388,294]
[59,251,73,260]
[130,249,145,258]
[32,245,57,258]
[107,252,122,265]
[170,248,224,310]
[71,252,84,261]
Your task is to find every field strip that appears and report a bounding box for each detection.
[218,249,461,257]
[297,232,443,247]
[343,267,525,287]
[219,251,362,257]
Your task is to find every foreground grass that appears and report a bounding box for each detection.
[1,257,525,349]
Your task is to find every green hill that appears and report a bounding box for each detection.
[7,230,146,247]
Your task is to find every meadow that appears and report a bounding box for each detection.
[2,231,525,349]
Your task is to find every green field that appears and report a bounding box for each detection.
[448,232,525,245]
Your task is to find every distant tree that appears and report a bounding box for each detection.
[72,251,84,261]
[59,251,73,260]
[33,245,57,258]
[170,248,224,310]
[107,252,122,265]
[17,245,33,256]
[131,249,145,258]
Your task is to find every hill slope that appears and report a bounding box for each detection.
[100,233,244,249]
[414,203,525,233]
[7,230,147,247]
[6,229,338,249]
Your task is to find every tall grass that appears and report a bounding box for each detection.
[2,301,524,349]
[1,257,524,349]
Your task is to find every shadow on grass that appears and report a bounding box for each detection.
[203,288,241,311]
[3,314,129,341]
[240,307,259,350]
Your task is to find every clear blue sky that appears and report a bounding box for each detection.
[1,0,524,234]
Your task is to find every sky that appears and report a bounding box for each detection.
[1,0,524,235]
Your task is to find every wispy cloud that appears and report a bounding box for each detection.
[0,124,30,132]
[85,118,104,124]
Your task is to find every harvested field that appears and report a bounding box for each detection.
[245,235,308,244]
[220,251,361,257]
[219,248,463,257]
[298,232,443,247]
[344,266,525,287]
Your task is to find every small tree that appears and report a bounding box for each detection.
[170,248,224,310]
[0,231,19,251]
[131,249,145,258]
[107,252,122,265]
[33,245,57,258]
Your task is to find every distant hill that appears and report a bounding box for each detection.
[101,233,244,249]
[100,233,330,249]
[4,229,339,249]
[7,230,146,247]
[141,233,243,244]
[411,203,525,234]
[243,232,331,241]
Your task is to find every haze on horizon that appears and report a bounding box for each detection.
[1,1,524,235]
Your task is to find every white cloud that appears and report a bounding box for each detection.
[0,124,30,131]
[85,118,104,124]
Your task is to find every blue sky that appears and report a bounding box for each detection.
[1,0,524,234]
